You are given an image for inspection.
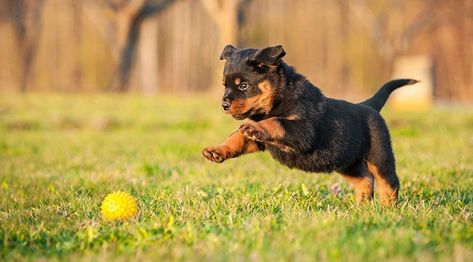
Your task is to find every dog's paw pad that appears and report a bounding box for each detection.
[240,123,267,141]
[202,147,227,163]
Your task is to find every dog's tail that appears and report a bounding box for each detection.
[360,79,419,112]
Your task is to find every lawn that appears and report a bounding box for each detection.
[0,94,472,261]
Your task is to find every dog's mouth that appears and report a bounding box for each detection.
[223,101,254,120]
[223,98,270,120]
[228,108,265,120]
[229,111,250,120]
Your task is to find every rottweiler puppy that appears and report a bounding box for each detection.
[202,44,418,206]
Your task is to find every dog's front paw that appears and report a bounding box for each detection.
[202,146,230,163]
[240,122,269,142]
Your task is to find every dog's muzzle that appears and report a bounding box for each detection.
[221,98,232,111]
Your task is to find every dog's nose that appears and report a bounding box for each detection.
[221,98,232,111]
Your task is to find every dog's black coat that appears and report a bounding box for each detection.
[262,63,414,174]
[207,44,418,204]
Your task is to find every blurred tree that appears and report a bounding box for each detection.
[338,0,350,95]
[0,0,471,100]
[4,0,45,91]
[348,0,439,76]
[201,0,239,46]
[105,0,177,92]
[200,0,252,87]
[71,0,83,91]
[430,0,473,101]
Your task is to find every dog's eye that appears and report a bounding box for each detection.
[238,82,249,91]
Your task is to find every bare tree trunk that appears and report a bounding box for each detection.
[71,0,83,91]
[450,0,472,101]
[107,0,176,92]
[236,0,252,45]
[138,17,159,94]
[108,11,141,91]
[320,0,328,87]
[339,0,349,96]
[7,0,45,92]
[201,0,241,89]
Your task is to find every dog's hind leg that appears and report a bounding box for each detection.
[366,115,400,206]
[339,161,374,204]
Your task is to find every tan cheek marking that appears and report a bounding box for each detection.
[228,80,274,116]
[256,80,274,114]
[228,98,248,114]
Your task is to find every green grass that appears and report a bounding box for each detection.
[0,94,472,261]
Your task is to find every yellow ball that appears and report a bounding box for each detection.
[101,191,138,221]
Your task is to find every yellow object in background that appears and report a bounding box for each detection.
[101,191,138,221]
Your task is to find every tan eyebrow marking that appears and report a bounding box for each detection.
[234,77,241,85]
[287,114,301,120]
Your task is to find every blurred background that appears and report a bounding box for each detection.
[0,0,472,104]
[1,2,473,259]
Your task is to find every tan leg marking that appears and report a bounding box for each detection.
[367,162,399,206]
[203,130,261,163]
[340,173,374,204]
[240,117,295,152]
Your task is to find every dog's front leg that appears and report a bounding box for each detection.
[202,130,263,163]
[240,117,301,153]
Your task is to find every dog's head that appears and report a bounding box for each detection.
[219,45,286,120]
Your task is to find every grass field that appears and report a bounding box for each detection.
[1,94,472,261]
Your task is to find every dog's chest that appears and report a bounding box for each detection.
[267,146,336,173]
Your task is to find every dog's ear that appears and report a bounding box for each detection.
[220,44,237,60]
[251,45,286,66]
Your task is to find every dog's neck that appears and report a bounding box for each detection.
[260,62,327,119]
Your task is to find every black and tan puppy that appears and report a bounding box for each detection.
[202,45,417,206]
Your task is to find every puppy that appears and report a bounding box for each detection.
[202,44,417,206]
